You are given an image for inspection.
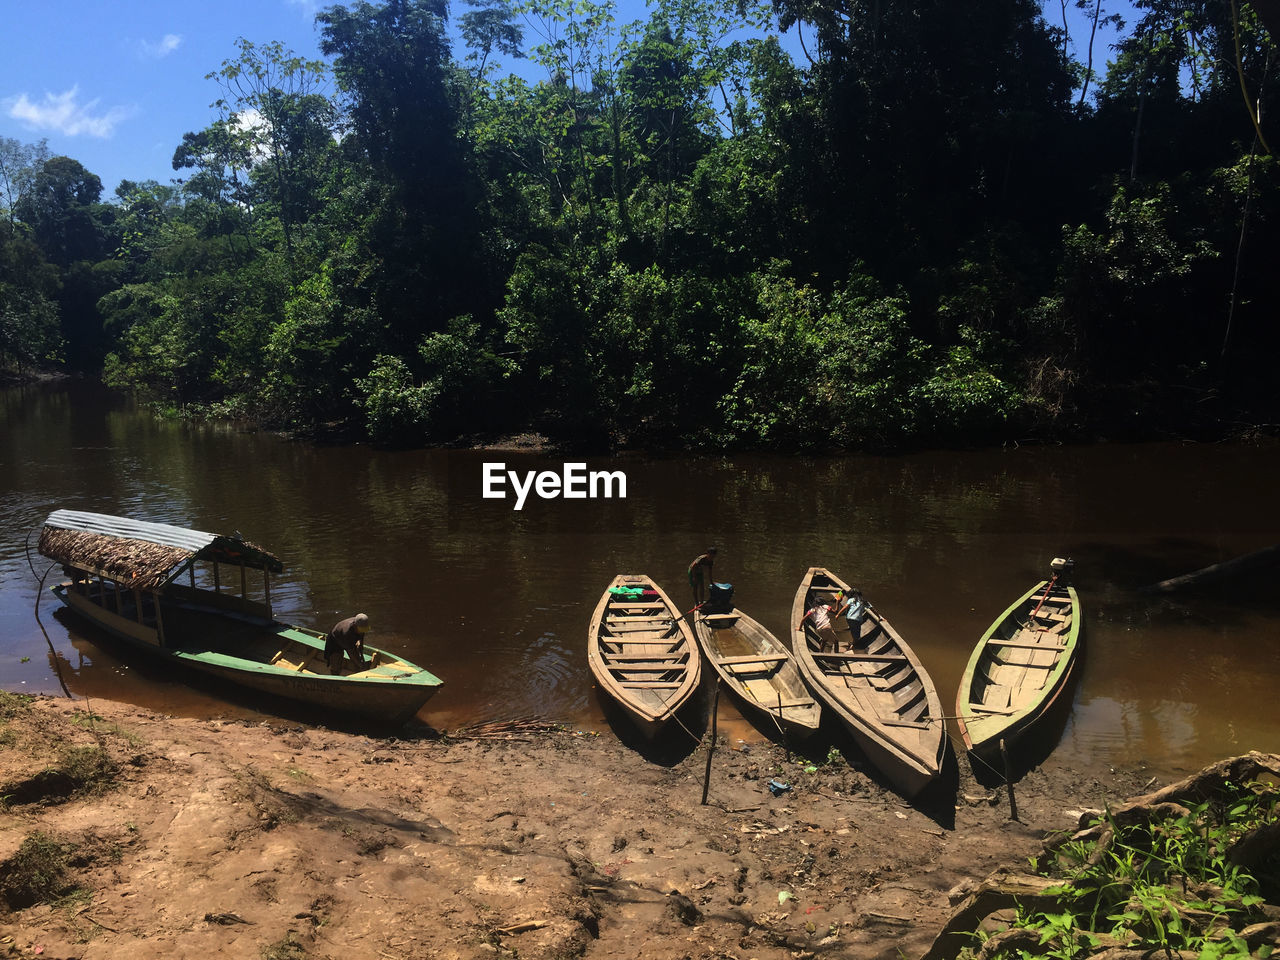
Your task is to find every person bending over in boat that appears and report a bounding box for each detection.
[687,546,717,606]
[325,613,370,674]
[806,593,844,651]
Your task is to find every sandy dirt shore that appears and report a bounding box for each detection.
[0,694,1163,960]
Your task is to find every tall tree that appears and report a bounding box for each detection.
[14,156,106,267]
[0,137,50,229]
[206,38,334,275]
[318,0,487,339]
[767,0,1074,289]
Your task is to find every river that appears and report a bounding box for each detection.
[2,380,1277,775]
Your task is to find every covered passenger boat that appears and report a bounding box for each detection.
[37,510,442,726]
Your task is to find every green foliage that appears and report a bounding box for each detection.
[263,263,366,426]
[358,354,439,445]
[973,780,1280,960]
[359,313,512,445]
[0,226,62,368]
[5,0,1278,444]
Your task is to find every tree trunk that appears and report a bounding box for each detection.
[1141,544,1280,593]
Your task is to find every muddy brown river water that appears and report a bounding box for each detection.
[2,380,1277,775]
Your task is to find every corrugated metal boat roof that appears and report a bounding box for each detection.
[39,510,284,589]
[46,510,222,552]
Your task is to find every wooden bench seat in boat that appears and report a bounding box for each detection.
[752,696,819,708]
[988,638,1067,650]
[1032,610,1070,622]
[994,657,1058,669]
[596,642,686,650]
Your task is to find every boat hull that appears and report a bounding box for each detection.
[694,608,820,737]
[54,585,442,727]
[955,579,1081,764]
[588,575,701,739]
[790,568,946,799]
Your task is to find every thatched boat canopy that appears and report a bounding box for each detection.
[39,510,283,591]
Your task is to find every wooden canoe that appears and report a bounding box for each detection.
[955,575,1082,763]
[587,575,701,738]
[791,567,946,798]
[694,606,821,738]
[38,510,443,727]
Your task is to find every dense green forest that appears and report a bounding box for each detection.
[1,0,1276,449]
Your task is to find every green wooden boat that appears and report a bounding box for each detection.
[38,510,442,726]
[955,561,1081,763]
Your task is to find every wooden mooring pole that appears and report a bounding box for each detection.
[1000,738,1019,822]
[701,680,721,805]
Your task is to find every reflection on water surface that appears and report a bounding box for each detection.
[2,381,1277,774]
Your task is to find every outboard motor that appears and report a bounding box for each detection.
[706,582,734,615]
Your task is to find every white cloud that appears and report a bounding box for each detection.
[140,33,183,58]
[233,109,274,164]
[5,86,134,139]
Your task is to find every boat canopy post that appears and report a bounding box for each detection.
[264,570,272,620]
[154,592,166,647]
[240,564,247,602]
[213,561,221,595]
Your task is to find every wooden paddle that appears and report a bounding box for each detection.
[1028,572,1060,627]
[667,600,705,624]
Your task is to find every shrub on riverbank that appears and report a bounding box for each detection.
[941,755,1280,960]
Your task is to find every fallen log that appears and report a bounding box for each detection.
[927,754,1280,960]
[1141,544,1280,593]
[1040,752,1280,868]
[920,871,1064,960]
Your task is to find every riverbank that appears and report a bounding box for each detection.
[0,694,1172,960]
[7,369,1277,453]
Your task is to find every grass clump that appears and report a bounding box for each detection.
[0,691,34,745]
[0,691,34,719]
[57,744,121,795]
[0,832,81,910]
[262,930,307,959]
[2,745,121,808]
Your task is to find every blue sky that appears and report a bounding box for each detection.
[3,1,333,194]
[3,1,1126,200]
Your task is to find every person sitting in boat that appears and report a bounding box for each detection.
[325,613,370,674]
[687,546,717,605]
